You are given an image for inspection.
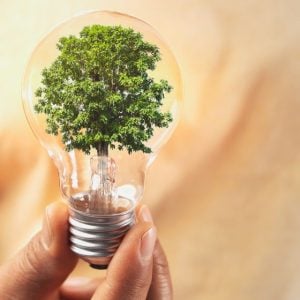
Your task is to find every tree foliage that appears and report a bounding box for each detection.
[34,25,172,156]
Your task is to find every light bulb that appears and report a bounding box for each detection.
[22,11,182,269]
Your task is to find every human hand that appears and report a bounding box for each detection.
[0,202,172,300]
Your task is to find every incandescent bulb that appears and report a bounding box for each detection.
[22,11,182,269]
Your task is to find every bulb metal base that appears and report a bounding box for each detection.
[69,205,135,268]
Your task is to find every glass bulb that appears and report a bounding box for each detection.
[22,10,182,269]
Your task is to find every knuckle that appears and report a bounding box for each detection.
[18,234,48,285]
[105,272,152,300]
[155,258,170,276]
[153,248,171,280]
[128,277,151,295]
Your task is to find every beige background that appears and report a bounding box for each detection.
[1,0,300,299]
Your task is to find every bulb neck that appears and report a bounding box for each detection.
[89,156,117,214]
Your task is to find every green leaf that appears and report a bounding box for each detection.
[35,24,173,155]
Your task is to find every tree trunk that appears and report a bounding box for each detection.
[97,142,109,157]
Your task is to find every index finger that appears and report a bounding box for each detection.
[147,239,173,300]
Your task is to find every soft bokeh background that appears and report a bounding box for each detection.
[1,1,300,299]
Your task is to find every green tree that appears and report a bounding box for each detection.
[34,25,172,156]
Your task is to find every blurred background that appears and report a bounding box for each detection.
[1,0,300,299]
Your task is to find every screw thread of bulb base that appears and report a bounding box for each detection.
[69,205,135,268]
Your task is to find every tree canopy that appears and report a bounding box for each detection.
[34,24,172,156]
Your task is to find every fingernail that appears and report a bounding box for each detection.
[139,205,153,223]
[64,277,92,288]
[140,227,156,261]
[42,206,52,249]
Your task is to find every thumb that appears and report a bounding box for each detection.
[92,205,156,300]
[0,201,78,299]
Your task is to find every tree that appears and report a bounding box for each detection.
[34,25,172,156]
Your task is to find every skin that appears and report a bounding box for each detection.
[0,202,172,300]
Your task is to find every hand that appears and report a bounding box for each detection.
[0,202,172,300]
